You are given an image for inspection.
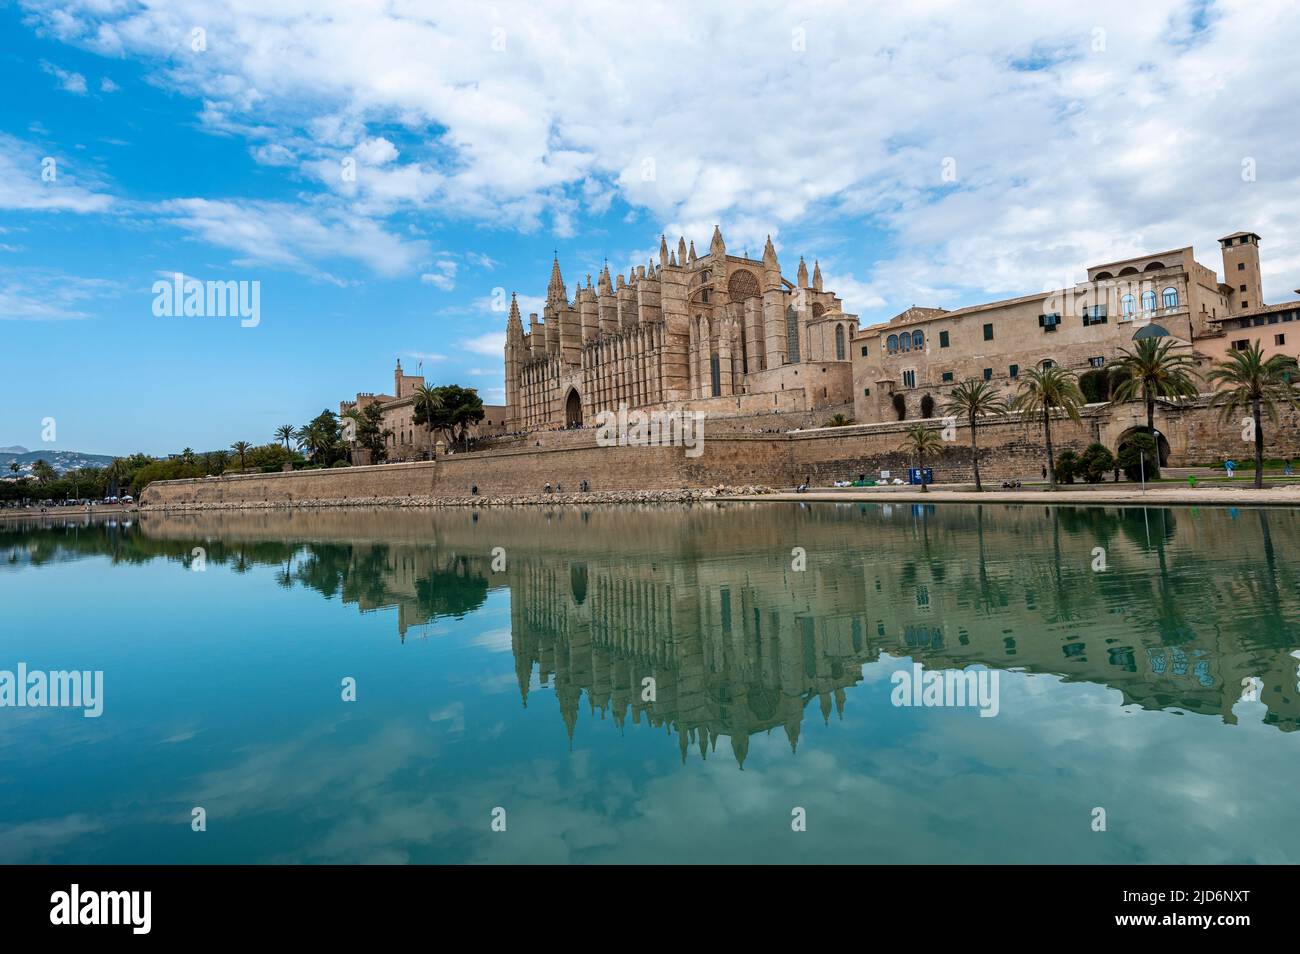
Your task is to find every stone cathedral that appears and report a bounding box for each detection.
[504,227,860,430]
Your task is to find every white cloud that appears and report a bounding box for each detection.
[40,60,86,94]
[0,267,121,320]
[99,76,118,93]
[0,134,113,213]
[420,259,457,290]
[460,331,505,357]
[156,198,429,280]
[19,0,1300,312]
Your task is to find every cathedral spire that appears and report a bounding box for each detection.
[547,253,566,305]
[687,240,697,263]
[797,256,808,288]
[677,236,687,264]
[709,224,725,257]
[659,234,669,268]
[507,291,522,329]
[812,259,823,292]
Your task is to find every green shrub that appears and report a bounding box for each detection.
[1077,443,1116,484]
[1055,450,1079,484]
[1118,433,1160,482]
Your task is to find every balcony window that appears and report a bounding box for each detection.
[1162,287,1179,309]
[887,334,899,354]
[1121,294,1136,316]
[1141,290,1157,311]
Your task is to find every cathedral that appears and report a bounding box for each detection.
[504,227,860,430]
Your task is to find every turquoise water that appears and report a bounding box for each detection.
[2,502,1299,864]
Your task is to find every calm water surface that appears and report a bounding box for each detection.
[3,501,1299,863]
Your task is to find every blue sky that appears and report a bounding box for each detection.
[3,0,1298,456]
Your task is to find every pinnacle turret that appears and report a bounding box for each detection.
[709,225,725,257]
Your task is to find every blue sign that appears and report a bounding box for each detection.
[908,467,933,485]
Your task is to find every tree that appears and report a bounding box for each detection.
[1118,433,1159,483]
[31,459,56,486]
[1078,443,1115,484]
[180,447,195,464]
[898,424,944,493]
[1206,343,1300,489]
[231,441,253,471]
[941,378,1008,492]
[351,403,392,464]
[823,413,852,427]
[275,424,297,451]
[1055,450,1079,484]
[1010,366,1086,490]
[411,384,445,452]
[1108,338,1200,433]
[7,461,17,476]
[892,392,907,421]
[296,410,345,465]
[413,384,484,452]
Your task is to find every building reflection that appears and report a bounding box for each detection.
[7,502,1300,763]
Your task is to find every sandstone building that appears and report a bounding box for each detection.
[341,359,509,460]
[504,228,860,430]
[852,230,1300,428]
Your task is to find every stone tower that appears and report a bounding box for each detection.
[1220,231,1263,313]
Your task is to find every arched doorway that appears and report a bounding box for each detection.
[1118,426,1171,468]
[564,388,583,427]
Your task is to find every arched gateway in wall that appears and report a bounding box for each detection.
[564,387,583,427]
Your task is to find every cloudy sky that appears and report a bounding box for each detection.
[4,0,1298,454]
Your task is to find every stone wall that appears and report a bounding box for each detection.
[139,398,1300,508]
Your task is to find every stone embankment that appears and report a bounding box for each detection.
[140,485,777,513]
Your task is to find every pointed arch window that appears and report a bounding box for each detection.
[785,306,801,363]
[835,324,846,360]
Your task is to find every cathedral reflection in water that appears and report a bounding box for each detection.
[10,501,1300,767]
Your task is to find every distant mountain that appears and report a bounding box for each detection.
[0,449,120,477]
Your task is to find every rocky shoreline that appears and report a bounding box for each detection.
[139,485,778,513]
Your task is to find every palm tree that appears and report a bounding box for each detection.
[275,425,297,451]
[1206,343,1299,489]
[412,383,444,452]
[231,441,252,471]
[1010,366,1086,490]
[31,459,56,485]
[1108,338,1200,432]
[942,379,1008,492]
[898,424,944,493]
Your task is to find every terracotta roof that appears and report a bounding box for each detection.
[1207,299,1300,322]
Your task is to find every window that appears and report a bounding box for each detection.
[1276,334,1286,346]
[983,323,994,341]
[1242,301,1249,309]
[911,330,924,351]
[1039,313,1060,332]
[1009,364,1019,379]
[1240,284,1247,293]
[1083,306,1107,326]
[785,306,800,362]
[902,369,916,388]
[1089,356,1105,368]
[1141,290,1157,311]
[887,334,899,354]
[1121,294,1136,315]
[861,345,869,357]
[835,324,846,360]
[863,387,871,396]
[1162,287,1179,308]
[983,368,993,381]
[899,332,911,352]
[1232,339,1249,351]
[1238,262,1246,271]
[939,330,950,348]
[710,354,721,396]
[941,371,954,383]
[1041,359,1054,369]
